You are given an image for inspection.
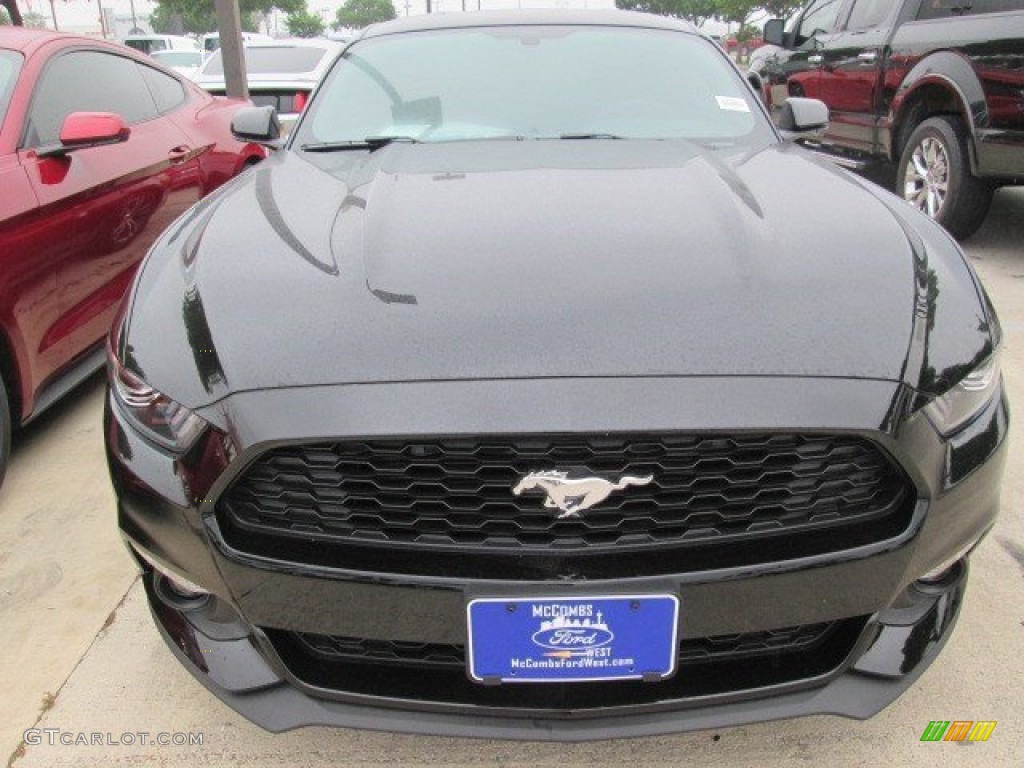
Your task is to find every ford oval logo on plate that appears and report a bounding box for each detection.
[532,621,614,650]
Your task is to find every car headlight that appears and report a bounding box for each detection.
[108,348,208,453]
[924,350,1001,436]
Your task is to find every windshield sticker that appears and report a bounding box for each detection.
[716,96,750,113]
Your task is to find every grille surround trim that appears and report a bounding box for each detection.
[213,431,917,579]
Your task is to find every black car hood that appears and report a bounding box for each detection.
[125,139,990,409]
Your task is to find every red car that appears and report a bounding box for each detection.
[0,28,263,486]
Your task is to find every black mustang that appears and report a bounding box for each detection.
[105,10,1008,740]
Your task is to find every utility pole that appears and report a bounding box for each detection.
[214,0,249,100]
[48,0,58,30]
[128,0,137,30]
[96,0,108,38]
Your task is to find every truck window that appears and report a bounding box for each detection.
[846,0,892,29]
[795,0,844,46]
[125,39,168,55]
[917,0,1024,20]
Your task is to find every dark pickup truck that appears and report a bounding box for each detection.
[754,0,1024,238]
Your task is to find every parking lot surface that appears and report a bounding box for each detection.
[3,189,1023,767]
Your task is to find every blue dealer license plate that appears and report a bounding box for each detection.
[466,595,680,683]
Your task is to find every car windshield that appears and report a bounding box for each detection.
[293,25,771,148]
[0,50,22,129]
[152,50,202,67]
[203,46,328,76]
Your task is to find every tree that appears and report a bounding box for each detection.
[150,6,194,34]
[716,0,761,39]
[335,0,395,30]
[0,6,10,25]
[286,7,324,37]
[150,0,302,35]
[760,1,805,21]
[1,0,21,26]
[23,11,49,28]
[614,0,718,28]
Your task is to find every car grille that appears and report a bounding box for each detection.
[291,620,838,670]
[216,432,914,579]
[263,617,868,712]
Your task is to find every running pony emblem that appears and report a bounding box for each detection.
[512,470,654,519]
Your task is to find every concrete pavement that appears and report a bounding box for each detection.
[3,189,1023,767]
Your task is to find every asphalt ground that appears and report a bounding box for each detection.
[2,189,1023,767]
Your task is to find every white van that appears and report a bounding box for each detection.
[123,35,198,55]
[201,32,273,54]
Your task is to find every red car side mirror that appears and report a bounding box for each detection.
[59,112,131,148]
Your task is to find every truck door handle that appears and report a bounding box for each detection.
[858,51,878,63]
[808,54,823,64]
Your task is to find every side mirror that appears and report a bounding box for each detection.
[763,18,786,48]
[778,97,829,135]
[37,112,130,158]
[231,105,281,147]
[57,111,130,148]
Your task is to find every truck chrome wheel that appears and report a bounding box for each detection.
[896,116,993,239]
[903,136,949,218]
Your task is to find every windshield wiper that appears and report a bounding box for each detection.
[300,136,421,152]
[557,133,623,140]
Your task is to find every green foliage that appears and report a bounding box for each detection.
[760,0,804,20]
[614,1,719,27]
[734,22,760,43]
[286,7,325,37]
[0,7,10,26]
[150,0,303,35]
[715,0,761,28]
[615,1,806,31]
[22,11,48,28]
[150,5,203,34]
[335,0,396,30]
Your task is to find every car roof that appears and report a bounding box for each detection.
[0,27,82,54]
[239,38,344,49]
[0,27,181,62]
[151,49,203,57]
[360,9,698,39]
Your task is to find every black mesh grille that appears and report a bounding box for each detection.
[297,634,465,669]
[263,617,868,711]
[291,620,837,670]
[216,433,913,577]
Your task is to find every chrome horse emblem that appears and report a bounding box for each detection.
[512,470,654,519]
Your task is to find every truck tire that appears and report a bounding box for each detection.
[0,375,10,489]
[897,116,993,240]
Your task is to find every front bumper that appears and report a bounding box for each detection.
[140,565,965,740]
[106,376,1008,740]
